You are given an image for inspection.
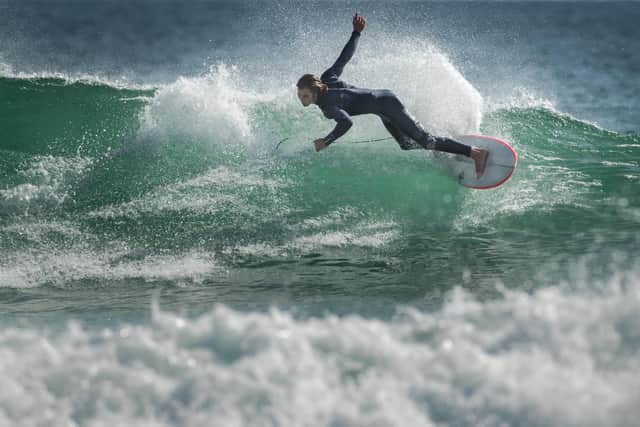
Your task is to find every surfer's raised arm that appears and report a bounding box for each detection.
[320,13,367,84]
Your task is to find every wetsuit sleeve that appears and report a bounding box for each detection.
[322,106,353,146]
[321,31,361,84]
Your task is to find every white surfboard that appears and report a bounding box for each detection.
[437,134,518,189]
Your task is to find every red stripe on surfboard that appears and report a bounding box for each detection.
[461,134,518,190]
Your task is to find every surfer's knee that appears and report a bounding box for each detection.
[398,140,413,150]
[419,134,438,150]
[397,137,422,150]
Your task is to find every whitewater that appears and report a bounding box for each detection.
[1,1,639,426]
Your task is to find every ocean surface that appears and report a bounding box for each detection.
[1,1,639,426]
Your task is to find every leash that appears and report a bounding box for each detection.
[275,136,393,150]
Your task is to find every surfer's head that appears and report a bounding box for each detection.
[297,74,327,106]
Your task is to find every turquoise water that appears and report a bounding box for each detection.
[1,2,639,426]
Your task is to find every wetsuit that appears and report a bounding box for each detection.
[317,31,472,157]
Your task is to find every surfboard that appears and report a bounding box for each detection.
[437,134,518,189]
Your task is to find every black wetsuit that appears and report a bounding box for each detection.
[317,31,471,157]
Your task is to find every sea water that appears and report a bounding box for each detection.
[1,1,639,426]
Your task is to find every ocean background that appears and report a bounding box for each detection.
[1,1,639,425]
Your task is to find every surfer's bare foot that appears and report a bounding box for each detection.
[471,147,489,179]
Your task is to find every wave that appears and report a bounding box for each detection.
[0,76,153,158]
[1,66,638,290]
[1,70,637,216]
[2,276,639,426]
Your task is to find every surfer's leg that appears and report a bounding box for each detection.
[379,115,421,150]
[378,93,489,177]
[378,93,472,156]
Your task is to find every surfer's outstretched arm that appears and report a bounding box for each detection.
[314,106,353,151]
[320,13,367,83]
[323,107,353,145]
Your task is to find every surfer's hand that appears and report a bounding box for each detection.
[353,13,366,33]
[314,138,327,152]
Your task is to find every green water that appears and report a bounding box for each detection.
[1,77,638,321]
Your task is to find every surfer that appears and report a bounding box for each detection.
[297,13,489,178]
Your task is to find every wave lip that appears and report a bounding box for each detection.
[0,70,157,91]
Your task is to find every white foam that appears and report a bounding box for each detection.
[225,209,399,257]
[483,86,557,113]
[138,63,273,147]
[354,39,483,136]
[88,166,286,220]
[291,224,398,251]
[0,219,223,288]
[1,277,639,426]
[0,59,12,76]
[454,169,601,229]
[293,207,361,231]
[0,247,222,289]
[0,155,92,216]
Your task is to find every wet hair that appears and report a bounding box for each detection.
[296,74,328,96]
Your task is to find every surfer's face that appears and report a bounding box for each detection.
[297,88,316,106]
